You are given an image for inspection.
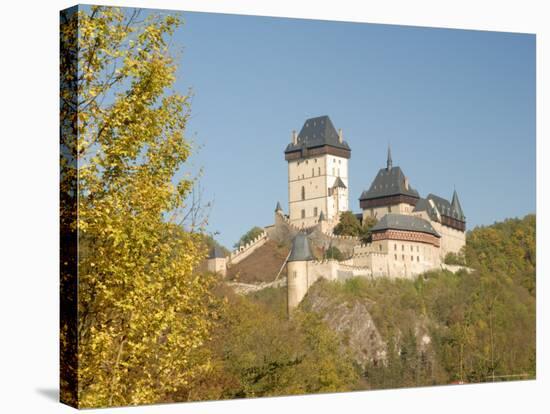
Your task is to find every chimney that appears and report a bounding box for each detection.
[292,130,297,145]
[338,128,343,143]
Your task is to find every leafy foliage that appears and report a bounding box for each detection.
[60,6,219,407]
[444,251,466,266]
[324,246,345,261]
[175,293,361,400]
[311,214,536,388]
[234,226,265,248]
[333,211,377,242]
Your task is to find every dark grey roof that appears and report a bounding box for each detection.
[427,193,464,221]
[451,190,465,221]
[413,198,440,222]
[332,176,347,189]
[275,201,283,212]
[288,232,314,262]
[370,214,440,237]
[284,116,350,154]
[359,166,420,200]
[208,246,226,259]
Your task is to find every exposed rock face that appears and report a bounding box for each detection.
[301,285,387,367]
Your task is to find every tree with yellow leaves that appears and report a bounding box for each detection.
[60,6,217,408]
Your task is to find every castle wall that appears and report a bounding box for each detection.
[308,225,359,257]
[207,257,227,277]
[362,202,413,221]
[432,222,466,259]
[352,237,441,279]
[228,231,268,265]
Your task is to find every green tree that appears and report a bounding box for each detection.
[333,211,363,237]
[324,246,345,261]
[333,211,377,242]
[178,296,360,400]
[444,251,466,266]
[234,226,265,248]
[61,6,217,407]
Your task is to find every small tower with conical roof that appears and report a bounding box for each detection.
[287,232,314,313]
[450,189,465,221]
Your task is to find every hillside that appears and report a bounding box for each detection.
[226,239,290,283]
[179,214,536,400]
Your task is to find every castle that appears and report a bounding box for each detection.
[208,115,467,313]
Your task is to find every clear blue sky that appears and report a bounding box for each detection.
[167,11,535,249]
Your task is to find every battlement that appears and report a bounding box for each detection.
[228,231,268,265]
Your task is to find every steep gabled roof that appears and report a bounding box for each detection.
[359,166,420,201]
[427,193,465,221]
[413,198,441,222]
[288,232,314,262]
[284,115,350,154]
[451,190,465,221]
[332,176,347,189]
[370,213,440,237]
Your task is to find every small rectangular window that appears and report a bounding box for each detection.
[314,207,318,216]
[402,245,404,251]
[312,168,314,176]
[411,245,414,252]
[417,256,420,262]
[394,254,397,260]
[402,254,405,260]
[301,209,305,219]
[318,167,321,175]
[379,245,382,251]
[394,244,397,251]
[411,256,414,261]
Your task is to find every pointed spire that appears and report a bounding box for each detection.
[451,189,465,221]
[275,201,283,213]
[318,210,325,221]
[387,144,393,171]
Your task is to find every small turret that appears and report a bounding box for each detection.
[287,232,314,313]
[318,210,325,222]
[207,246,227,277]
[275,201,283,213]
[288,232,314,262]
[451,189,465,221]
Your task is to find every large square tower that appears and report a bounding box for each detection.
[284,116,351,228]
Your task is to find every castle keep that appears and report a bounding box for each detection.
[284,116,351,228]
[208,115,467,313]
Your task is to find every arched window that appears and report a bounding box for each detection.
[301,186,305,200]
